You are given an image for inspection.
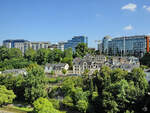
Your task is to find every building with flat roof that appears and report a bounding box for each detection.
[3,39,50,53]
[3,39,29,53]
[58,42,66,51]
[102,35,150,57]
[64,36,88,51]
[24,41,50,51]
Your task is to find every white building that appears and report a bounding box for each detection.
[3,39,51,53]
[58,42,66,51]
[45,63,69,74]
[24,41,50,51]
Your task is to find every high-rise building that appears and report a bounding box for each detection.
[98,42,103,54]
[102,35,150,56]
[102,36,112,54]
[64,36,88,51]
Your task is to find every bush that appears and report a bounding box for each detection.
[33,97,59,113]
[76,100,88,113]
[49,99,60,109]
[62,96,73,107]
[0,85,16,106]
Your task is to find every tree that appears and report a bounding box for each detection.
[111,68,128,83]
[24,64,47,103]
[75,43,88,58]
[0,58,32,71]
[96,66,112,96]
[0,74,25,101]
[33,97,59,113]
[128,68,148,97]
[8,48,22,59]
[61,57,73,69]
[62,68,67,75]
[47,49,63,63]
[71,87,88,105]
[0,46,9,61]
[76,100,88,113]
[36,48,49,65]
[64,48,73,58]
[50,70,55,76]
[140,53,150,66]
[61,77,75,96]
[62,48,73,69]
[24,48,36,61]
[0,85,16,106]
[63,96,73,107]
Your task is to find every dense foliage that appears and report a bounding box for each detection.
[24,64,47,103]
[0,44,150,113]
[33,97,59,113]
[0,85,16,106]
[140,53,150,67]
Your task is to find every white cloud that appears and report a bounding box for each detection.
[121,3,137,11]
[143,5,150,12]
[124,25,133,31]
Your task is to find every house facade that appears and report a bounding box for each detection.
[73,55,140,75]
[45,63,69,75]
[2,69,27,76]
[73,55,106,75]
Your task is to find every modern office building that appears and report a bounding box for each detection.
[3,39,50,53]
[24,41,50,51]
[102,35,150,56]
[57,42,66,51]
[48,44,58,50]
[98,42,103,54]
[3,39,29,53]
[102,36,112,54]
[64,36,88,51]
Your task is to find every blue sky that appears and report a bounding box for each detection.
[0,0,150,48]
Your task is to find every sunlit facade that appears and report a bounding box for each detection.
[64,36,88,51]
[102,35,150,56]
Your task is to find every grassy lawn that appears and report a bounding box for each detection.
[0,106,33,113]
[0,105,68,113]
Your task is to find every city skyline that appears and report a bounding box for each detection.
[0,0,150,47]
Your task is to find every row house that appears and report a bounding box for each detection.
[73,57,103,75]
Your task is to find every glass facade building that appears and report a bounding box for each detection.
[102,36,112,54]
[102,35,150,56]
[64,36,88,51]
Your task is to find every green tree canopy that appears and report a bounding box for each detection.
[75,43,88,58]
[0,46,9,61]
[76,100,88,113]
[0,85,16,106]
[8,48,23,59]
[62,68,67,75]
[24,48,36,61]
[36,48,49,65]
[24,64,47,103]
[47,49,63,63]
[33,97,59,113]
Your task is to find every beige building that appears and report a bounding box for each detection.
[3,39,51,53]
[24,41,50,51]
[58,42,66,51]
